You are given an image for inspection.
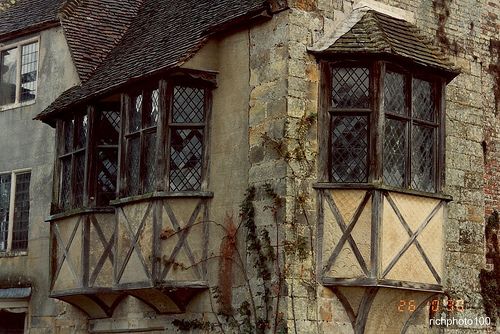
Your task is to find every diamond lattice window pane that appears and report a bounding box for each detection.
[145,89,159,128]
[332,67,370,109]
[12,172,30,251]
[169,129,203,191]
[172,86,205,123]
[60,157,72,209]
[384,118,407,187]
[384,71,406,115]
[412,78,435,122]
[331,116,368,182]
[129,94,142,133]
[74,152,86,207]
[411,125,435,192]
[144,133,157,193]
[98,110,120,145]
[97,148,118,206]
[127,136,141,196]
[0,174,12,251]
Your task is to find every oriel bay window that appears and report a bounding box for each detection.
[323,61,445,193]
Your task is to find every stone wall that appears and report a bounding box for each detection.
[280,0,499,332]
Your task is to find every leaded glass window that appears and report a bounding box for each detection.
[95,107,120,206]
[168,86,206,191]
[331,116,368,182]
[326,63,442,193]
[0,40,38,107]
[0,171,31,252]
[125,89,159,195]
[58,114,88,209]
[329,65,371,183]
[382,70,437,192]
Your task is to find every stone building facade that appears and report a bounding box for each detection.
[0,0,498,333]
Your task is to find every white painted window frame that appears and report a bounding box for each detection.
[0,168,31,253]
[0,36,40,111]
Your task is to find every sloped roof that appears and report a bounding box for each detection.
[36,0,273,123]
[310,9,458,75]
[60,0,145,82]
[0,0,64,40]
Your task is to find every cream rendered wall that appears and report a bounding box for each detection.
[0,26,83,333]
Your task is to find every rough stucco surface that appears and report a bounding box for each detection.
[0,26,83,333]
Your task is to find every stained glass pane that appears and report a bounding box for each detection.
[63,119,74,154]
[98,110,120,145]
[12,172,30,251]
[96,148,118,206]
[129,94,142,133]
[145,89,159,128]
[172,86,205,123]
[0,47,17,106]
[332,67,370,109]
[169,129,203,191]
[412,78,435,122]
[384,71,405,115]
[411,125,435,192]
[60,157,72,209]
[331,116,368,182]
[0,174,11,251]
[384,119,406,187]
[75,115,88,149]
[144,133,157,193]
[127,137,140,196]
[74,152,86,207]
[20,42,38,102]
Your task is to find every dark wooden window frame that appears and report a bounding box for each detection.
[54,102,121,212]
[118,74,214,198]
[319,60,446,194]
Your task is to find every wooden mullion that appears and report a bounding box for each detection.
[84,106,95,207]
[318,61,331,182]
[384,112,411,121]
[327,108,372,113]
[157,79,168,191]
[200,87,211,191]
[164,81,173,191]
[405,73,412,188]
[168,123,205,128]
[371,61,384,183]
[413,118,439,127]
[437,80,446,192]
[118,93,129,197]
[54,121,65,211]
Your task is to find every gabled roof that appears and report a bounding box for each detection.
[310,9,458,76]
[36,0,275,124]
[60,0,145,82]
[0,0,64,40]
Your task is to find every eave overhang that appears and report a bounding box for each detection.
[309,8,460,83]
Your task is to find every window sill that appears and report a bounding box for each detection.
[46,207,115,222]
[0,250,28,258]
[110,191,214,206]
[0,100,36,112]
[313,182,453,201]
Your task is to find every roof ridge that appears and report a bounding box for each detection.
[58,0,83,20]
[369,11,396,54]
